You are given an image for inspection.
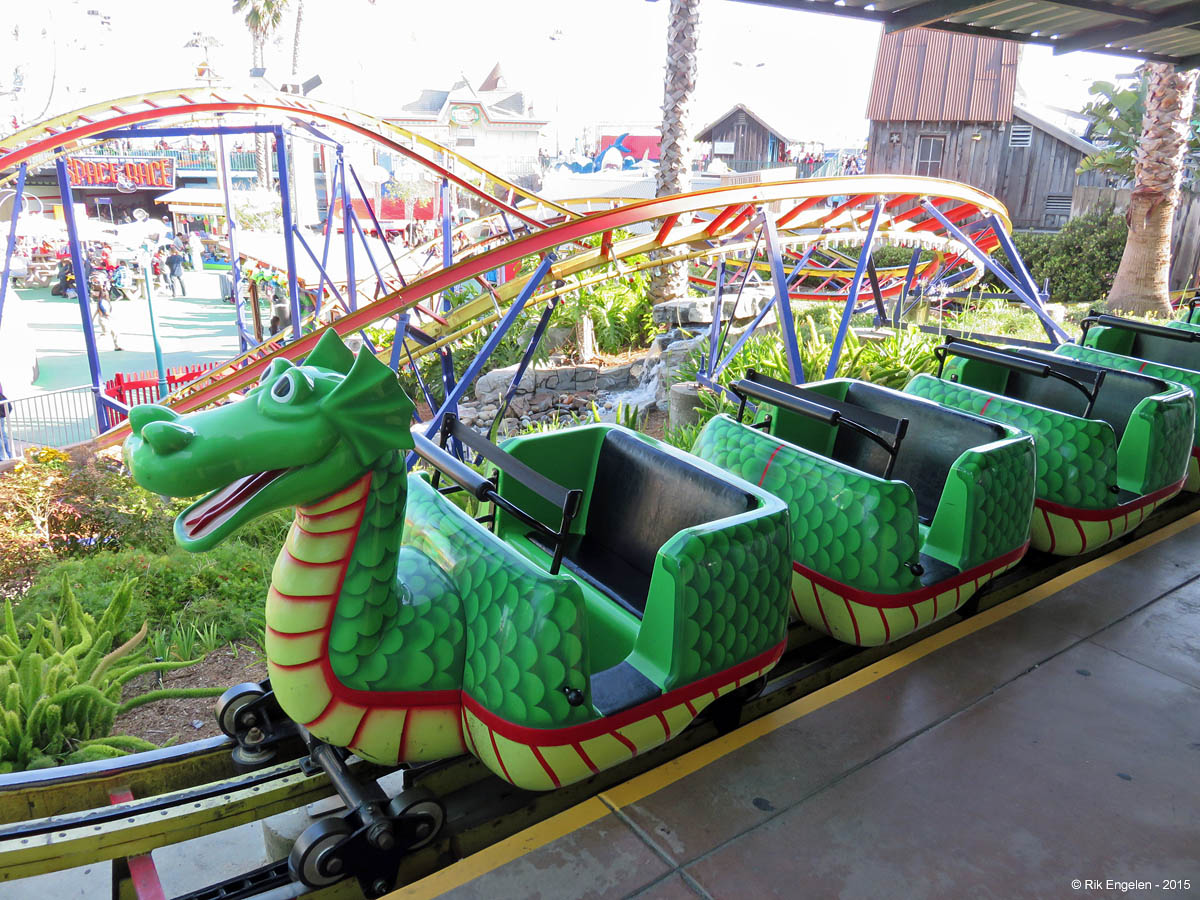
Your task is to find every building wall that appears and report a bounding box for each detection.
[703,113,780,172]
[867,120,1005,198]
[867,119,1106,231]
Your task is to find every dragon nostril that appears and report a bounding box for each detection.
[142,420,195,454]
[130,404,181,436]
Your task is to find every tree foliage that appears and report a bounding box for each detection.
[1079,77,1200,180]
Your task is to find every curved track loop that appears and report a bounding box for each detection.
[0,86,576,225]
[92,174,1009,447]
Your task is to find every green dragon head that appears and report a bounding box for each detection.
[125,330,415,552]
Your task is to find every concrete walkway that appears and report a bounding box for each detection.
[421,517,1200,900]
[3,273,240,398]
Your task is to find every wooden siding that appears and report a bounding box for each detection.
[1073,186,1200,293]
[868,119,1106,231]
[701,110,783,172]
[867,29,1019,124]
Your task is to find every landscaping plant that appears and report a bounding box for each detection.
[0,578,218,772]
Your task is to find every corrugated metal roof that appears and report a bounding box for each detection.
[867,29,1018,123]
[732,0,1200,69]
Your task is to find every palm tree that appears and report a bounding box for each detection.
[1106,63,1198,315]
[290,0,304,78]
[232,0,288,187]
[648,0,700,306]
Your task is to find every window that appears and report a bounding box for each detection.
[915,135,945,177]
[1009,124,1033,148]
[1043,193,1072,227]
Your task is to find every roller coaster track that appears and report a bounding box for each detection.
[84,174,1009,448]
[2,494,1197,898]
[0,87,577,224]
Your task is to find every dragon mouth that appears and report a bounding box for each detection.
[181,468,289,541]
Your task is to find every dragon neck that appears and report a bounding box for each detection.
[266,450,407,660]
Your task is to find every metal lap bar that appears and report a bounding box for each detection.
[417,417,582,575]
[937,338,1105,417]
[731,369,908,481]
[1081,310,1200,343]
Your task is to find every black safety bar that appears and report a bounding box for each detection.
[414,415,583,575]
[1188,297,1200,322]
[1081,309,1200,343]
[731,369,909,480]
[935,338,1105,418]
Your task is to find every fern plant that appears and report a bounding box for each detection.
[0,578,220,772]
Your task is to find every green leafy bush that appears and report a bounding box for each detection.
[0,579,216,772]
[1004,212,1127,307]
[15,509,289,646]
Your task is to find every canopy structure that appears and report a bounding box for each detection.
[154,187,228,217]
[732,0,1200,68]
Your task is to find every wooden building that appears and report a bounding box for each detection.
[694,105,791,173]
[865,29,1104,230]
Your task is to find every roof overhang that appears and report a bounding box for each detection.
[726,0,1200,69]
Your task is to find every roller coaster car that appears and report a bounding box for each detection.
[691,371,1036,647]
[1053,339,1200,494]
[909,338,1195,557]
[124,330,792,801]
[1079,308,1200,368]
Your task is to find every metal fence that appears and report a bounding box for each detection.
[0,386,101,460]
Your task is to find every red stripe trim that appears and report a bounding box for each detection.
[530,745,561,787]
[844,597,862,644]
[1035,477,1184,521]
[349,709,372,748]
[1074,517,1089,553]
[878,607,892,642]
[109,789,167,900]
[303,697,339,729]
[281,546,344,570]
[296,501,367,522]
[611,730,638,755]
[1042,507,1057,553]
[655,711,671,740]
[794,541,1028,610]
[296,474,372,516]
[573,741,599,774]
[488,727,514,783]
[397,711,411,762]
[684,699,697,716]
[1138,360,1148,372]
[980,397,993,414]
[462,640,785,746]
[812,581,833,633]
[292,522,359,540]
[267,589,336,602]
[758,444,785,486]
[266,625,325,640]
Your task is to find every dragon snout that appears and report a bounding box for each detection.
[131,405,195,455]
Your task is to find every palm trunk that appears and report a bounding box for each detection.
[1107,63,1198,315]
[252,37,270,189]
[291,0,304,78]
[649,0,700,306]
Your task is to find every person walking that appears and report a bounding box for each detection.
[0,380,14,459]
[91,291,123,351]
[166,247,187,297]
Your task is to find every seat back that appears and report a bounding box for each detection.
[841,382,1008,521]
[586,430,755,577]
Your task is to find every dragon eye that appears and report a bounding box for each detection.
[269,371,312,404]
[272,373,297,402]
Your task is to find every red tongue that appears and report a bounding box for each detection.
[184,469,287,536]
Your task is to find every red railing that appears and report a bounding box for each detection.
[104,363,219,423]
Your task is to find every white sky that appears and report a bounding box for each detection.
[3,0,1141,148]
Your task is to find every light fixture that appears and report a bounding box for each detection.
[971,132,982,141]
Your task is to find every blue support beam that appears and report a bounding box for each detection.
[705,258,726,378]
[920,201,1069,344]
[826,201,882,380]
[273,126,303,341]
[338,150,356,311]
[409,252,557,466]
[97,125,279,140]
[488,296,562,439]
[215,131,249,353]
[54,153,107,433]
[348,164,406,287]
[762,210,805,384]
[895,247,923,326]
[0,163,27,333]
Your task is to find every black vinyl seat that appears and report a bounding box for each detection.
[836,382,1008,523]
[531,429,754,618]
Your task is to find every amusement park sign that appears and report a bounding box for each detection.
[65,156,176,191]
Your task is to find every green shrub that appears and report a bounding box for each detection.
[1005,212,1127,307]
[15,509,289,646]
[0,579,215,772]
